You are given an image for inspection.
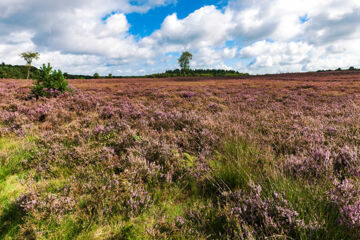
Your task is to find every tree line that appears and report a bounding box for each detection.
[0,62,40,79]
[146,69,249,78]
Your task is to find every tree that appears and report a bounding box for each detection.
[31,63,70,98]
[178,51,192,73]
[94,72,100,79]
[20,51,40,79]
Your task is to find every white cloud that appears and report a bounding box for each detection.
[0,31,36,64]
[0,0,360,75]
[238,41,314,73]
[149,6,234,49]
[237,38,360,74]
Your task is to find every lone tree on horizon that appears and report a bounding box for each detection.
[178,51,192,74]
[20,51,40,79]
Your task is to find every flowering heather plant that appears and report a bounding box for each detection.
[2,72,360,238]
[225,188,305,236]
[329,179,360,232]
[284,145,360,179]
[180,91,196,98]
[100,105,116,119]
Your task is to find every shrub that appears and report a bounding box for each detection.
[93,73,100,79]
[31,63,70,98]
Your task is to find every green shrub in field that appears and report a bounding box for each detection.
[31,63,70,98]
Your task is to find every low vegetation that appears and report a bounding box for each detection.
[1,71,360,239]
[30,63,71,98]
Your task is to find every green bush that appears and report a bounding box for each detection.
[93,73,100,79]
[31,63,70,98]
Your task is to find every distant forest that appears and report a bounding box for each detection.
[0,63,39,79]
[146,69,249,78]
[0,63,249,79]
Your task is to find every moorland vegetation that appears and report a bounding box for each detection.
[1,69,360,238]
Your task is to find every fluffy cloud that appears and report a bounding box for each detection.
[0,0,170,74]
[229,0,360,43]
[146,6,234,50]
[238,39,360,74]
[231,0,360,73]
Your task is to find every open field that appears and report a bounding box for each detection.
[2,71,360,239]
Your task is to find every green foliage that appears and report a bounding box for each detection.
[31,63,70,98]
[209,138,273,192]
[63,72,95,79]
[93,72,100,79]
[178,51,193,73]
[147,69,249,78]
[0,203,25,239]
[0,137,36,239]
[183,153,197,168]
[20,52,40,79]
[0,64,39,79]
[20,52,40,66]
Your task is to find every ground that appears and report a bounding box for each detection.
[1,71,360,239]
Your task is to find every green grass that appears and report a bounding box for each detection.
[208,138,274,193]
[0,136,36,239]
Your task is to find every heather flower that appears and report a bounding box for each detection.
[329,179,360,229]
[100,105,116,119]
[93,124,105,135]
[326,126,337,136]
[334,145,359,178]
[176,216,185,227]
[225,186,311,236]
[284,148,332,178]
[180,91,196,98]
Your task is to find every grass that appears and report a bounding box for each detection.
[205,138,356,239]
[209,138,274,192]
[0,135,355,239]
[0,203,26,239]
[0,136,36,239]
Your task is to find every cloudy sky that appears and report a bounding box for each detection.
[1,0,360,75]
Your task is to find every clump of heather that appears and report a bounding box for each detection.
[334,146,360,179]
[100,105,117,119]
[284,148,333,179]
[17,187,76,220]
[329,179,360,232]
[180,91,196,98]
[222,183,313,238]
[284,145,360,179]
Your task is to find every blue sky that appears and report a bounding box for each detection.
[0,0,360,75]
[126,0,228,37]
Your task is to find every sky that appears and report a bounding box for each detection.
[0,0,360,76]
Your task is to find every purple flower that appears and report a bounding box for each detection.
[180,91,196,98]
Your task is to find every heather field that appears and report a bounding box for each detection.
[2,71,360,239]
